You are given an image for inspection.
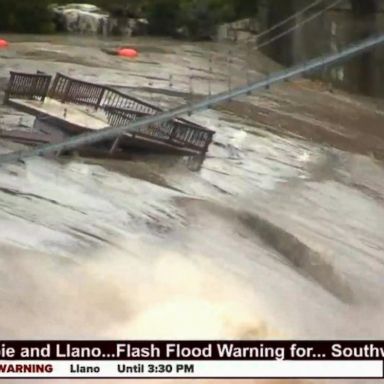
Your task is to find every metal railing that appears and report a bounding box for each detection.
[49,73,162,114]
[49,73,105,107]
[2,33,384,164]
[4,72,52,103]
[105,106,213,152]
[5,72,214,155]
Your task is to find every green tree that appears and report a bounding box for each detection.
[145,0,259,39]
[0,0,55,33]
[0,0,259,36]
[145,0,181,35]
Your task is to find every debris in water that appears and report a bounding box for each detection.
[117,48,138,58]
[0,39,9,48]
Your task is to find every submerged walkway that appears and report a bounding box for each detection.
[2,33,384,163]
[8,97,109,130]
[3,72,214,157]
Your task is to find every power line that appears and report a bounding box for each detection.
[255,0,343,51]
[215,0,342,90]
[218,0,340,61]
[255,0,333,42]
[166,0,340,98]
[1,33,383,165]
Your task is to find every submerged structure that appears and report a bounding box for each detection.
[2,71,214,163]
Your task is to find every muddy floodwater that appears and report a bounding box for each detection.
[0,34,384,383]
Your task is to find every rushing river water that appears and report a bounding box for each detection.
[0,34,384,383]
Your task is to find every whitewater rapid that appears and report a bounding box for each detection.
[0,38,383,384]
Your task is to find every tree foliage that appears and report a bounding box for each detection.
[0,0,259,35]
[0,0,55,33]
[145,0,259,38]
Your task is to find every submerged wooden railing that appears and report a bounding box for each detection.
[4,72,52,103]
[48,73,214,154]
[104,106,212,152]
[2,33,384,165]
[49,73,105,108]
[49,73,162,114]
[4,71,214,156]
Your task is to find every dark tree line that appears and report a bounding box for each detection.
[145,0,259,37]
[0,0,259,35]
[0,0,55,33]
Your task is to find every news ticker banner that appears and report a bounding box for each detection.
[0,341,384,379]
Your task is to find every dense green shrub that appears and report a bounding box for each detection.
[0,0,55,33]
[145,0,259,38]
[232,0,259,19]
[145,0,181,36]
[0,0,259,36]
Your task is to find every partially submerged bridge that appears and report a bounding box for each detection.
[2,71,214,159]
[1,33,384,166]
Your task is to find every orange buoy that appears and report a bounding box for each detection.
[117,48,138,58]
[0,39,9,48]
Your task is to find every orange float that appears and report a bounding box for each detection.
[117,48,138,58]
[0,39,9,48]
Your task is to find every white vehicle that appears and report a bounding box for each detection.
[50,3,109,34]
[51,3,105,14]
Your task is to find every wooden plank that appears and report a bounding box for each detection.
[8,98,109,130]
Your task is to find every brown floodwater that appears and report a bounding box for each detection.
[0,34,384,383]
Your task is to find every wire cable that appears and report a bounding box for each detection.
[1,33,383,164]
[216,0,342,83]
[255,0,343,51]
[255,0,331,41]
[196,0,336,66]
